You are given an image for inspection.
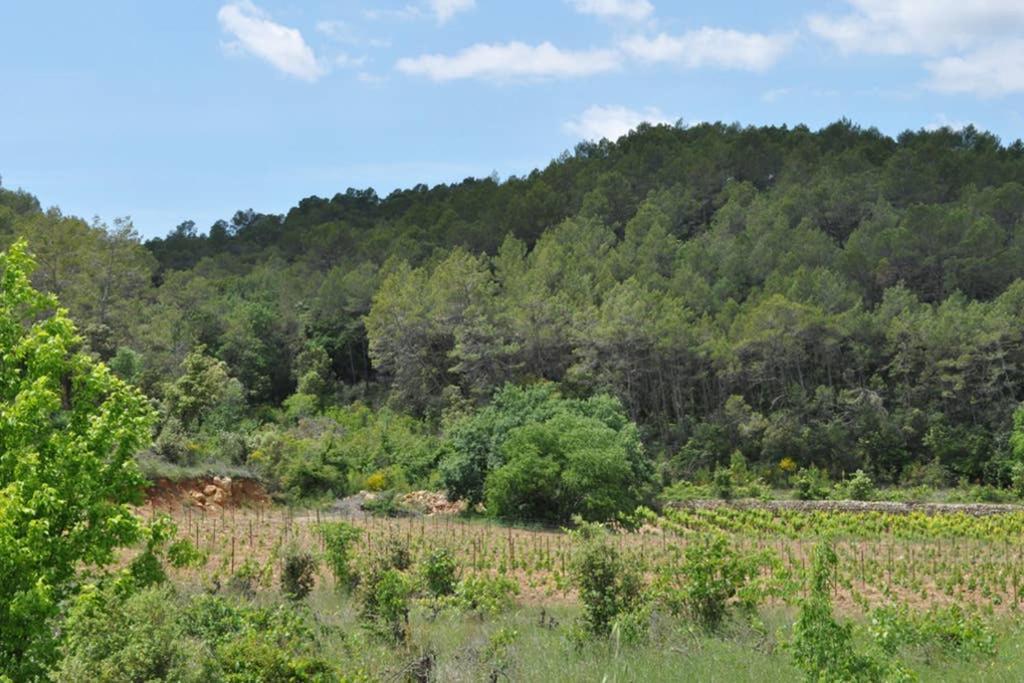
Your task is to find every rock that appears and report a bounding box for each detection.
[203,484,218,496]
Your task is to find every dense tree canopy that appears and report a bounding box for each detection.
[5,119,1024,500]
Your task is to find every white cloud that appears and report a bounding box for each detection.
[925,40,1024,96]
[428,0,475,24]
[568,0,654,22]
[809,1,1024,96]
[564,105,670,140]
[808,1,1024,56]
[621,29,794,71]
[396,41,621,81]
[218,1,325,81]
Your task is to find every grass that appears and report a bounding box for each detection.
[162,582,1024,682]
[138,499,1024,681]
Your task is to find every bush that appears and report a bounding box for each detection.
[788,542,903,682]
[57,586,341,682]
[281,551,317,601]
[868,604,995,661]
[899,458,949,489]
[421,548,459,598]
[54,586,204,683]
[834,469,876,501]
[248,426,348,501]
[358,568,411,642]
[327,403,442,488]
[793,466,831,500]
[654,533,774,630]
[568,521,645,638]
[452,573,519,616]
[440,383,565,506]
[227,559,267,599]
[321,521,362,592]
[380,536,413,571]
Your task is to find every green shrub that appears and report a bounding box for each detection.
[868,604,995,661]
[207,603,338,681]
[788,542,901,682]
[327,403,442,488]
[481,627,519,681]
[321,521,362,592]
[899,458,949,489]
[377,536,412,571]
[281,551,317,601]
[834,469,876,501]
[54,586,204,683]
[653,533,774,631]
[452,573,519,616]
[227,559,269,599]
[793,466,831,500]
[568,521,645,638]
[421,548,459,598]
[358,568,411,642]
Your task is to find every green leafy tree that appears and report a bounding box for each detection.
[0,240,156,679]
[485,409,649,523]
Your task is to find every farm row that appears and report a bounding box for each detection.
[155,502,1024,615]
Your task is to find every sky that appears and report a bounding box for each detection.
[2,0,1024,238]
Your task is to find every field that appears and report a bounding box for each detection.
[119,495,1024,681]
[153,498,1024,615]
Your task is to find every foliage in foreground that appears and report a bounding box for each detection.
[54,586,340,682]
[0,241,156,679]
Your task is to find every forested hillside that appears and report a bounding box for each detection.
[5,119,1024,504]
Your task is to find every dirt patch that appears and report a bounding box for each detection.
[145,476,269,511]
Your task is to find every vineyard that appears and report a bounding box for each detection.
[154,500,1024,616]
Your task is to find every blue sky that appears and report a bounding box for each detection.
[2,0,1024,238]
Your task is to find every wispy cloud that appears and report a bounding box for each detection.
[335,53,368,69]
[808,1,1024,56]
[315,20,390,48]
[218,1,325,82]
[925,40,1024,97]
[364,0,474,25]
[568,0,654,22]
[429,0,475,24]
[396,41,621,82]
[810,1,1024,96]
[621,28,795,71]
[564,105,670,140]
